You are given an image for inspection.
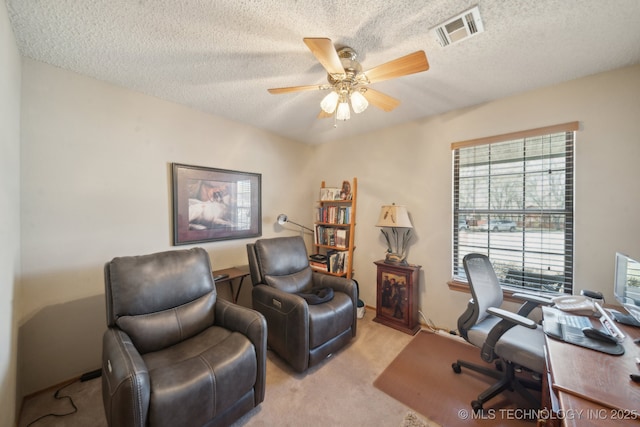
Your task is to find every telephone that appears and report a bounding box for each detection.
[552,295,599,317]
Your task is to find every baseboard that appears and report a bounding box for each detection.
[19,367,101,425]
[18,376,81,427]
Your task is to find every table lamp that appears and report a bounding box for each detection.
[376,204,413,265]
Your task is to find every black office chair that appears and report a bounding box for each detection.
[452,253,552,413]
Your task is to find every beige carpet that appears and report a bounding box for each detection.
[19,312,440,427]
[374,331,540,427]
[400,411,431,427]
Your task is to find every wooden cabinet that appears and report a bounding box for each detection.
[373,260,421,335]
[310,178,357,279]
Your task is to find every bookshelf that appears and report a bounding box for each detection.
[310,178,357,279]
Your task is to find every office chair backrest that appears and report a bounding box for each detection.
[463,253,503,325]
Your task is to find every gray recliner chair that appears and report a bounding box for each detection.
[247,236,357,372]
[102,247,267,427]
[452,253,552,413]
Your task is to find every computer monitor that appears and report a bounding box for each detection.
[613,252,640,324]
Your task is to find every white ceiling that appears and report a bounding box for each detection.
[6,0,640,144]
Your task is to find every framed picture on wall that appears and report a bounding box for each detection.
[172,163,262,245]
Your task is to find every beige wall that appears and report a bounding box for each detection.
[312,64,640,329]
[11,43,640,409]
[18,58,314,395]
[0,2,22,426]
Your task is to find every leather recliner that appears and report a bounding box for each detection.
[247,236,357,372]
[101,247,267,427]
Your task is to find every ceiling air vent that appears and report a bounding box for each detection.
[431,6,484,47]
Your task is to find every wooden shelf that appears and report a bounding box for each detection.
[312,178,357,280]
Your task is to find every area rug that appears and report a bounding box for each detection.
[400,411,432,427]
[375,331,539,426]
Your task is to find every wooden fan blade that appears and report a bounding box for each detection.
[363,88,401,112]
[318,110,333,119]
[268,84,323,94]
[303,38,345,76]
[364,51,429,84]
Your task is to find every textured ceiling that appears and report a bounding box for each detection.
[6,0,640,144]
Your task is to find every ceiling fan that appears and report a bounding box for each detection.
[267,38,429,122]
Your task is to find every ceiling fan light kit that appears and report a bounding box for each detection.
[350,91,369,114]
[320,91,339,114]
[268,38,429,125]
[336,99,351,121]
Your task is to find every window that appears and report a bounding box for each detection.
[235,179,253,230]
[452,122,578,294]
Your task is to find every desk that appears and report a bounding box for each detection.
[541,316,640,426]
[212,266,250,304]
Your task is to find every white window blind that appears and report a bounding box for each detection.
[452,122,578,294]
[235,179,252,230]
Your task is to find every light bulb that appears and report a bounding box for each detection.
[336,101,351,121]
[320,91,339,114]
[350,91,369,114]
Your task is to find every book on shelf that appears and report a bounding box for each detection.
[309,260,328,271]
[316,206,351,224]
[335,229,348,249]
[326,250,349,275]
[315,225,350,248]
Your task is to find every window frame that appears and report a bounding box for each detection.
[451,122,579,295]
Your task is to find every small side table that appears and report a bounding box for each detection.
[212,265,250,304]
[373,260,421,335]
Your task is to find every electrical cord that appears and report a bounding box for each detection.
[26,381,78,426]
[418,310,455,334]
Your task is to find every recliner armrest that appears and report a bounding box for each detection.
[311,274,358,337]
[252,284,310,372]
[215,298,267,338]
[102,328,150,427]
[312,273,356,298]
[252,284,309,315]
[214,298,267,405]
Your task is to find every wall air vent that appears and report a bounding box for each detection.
[431,6,484,47]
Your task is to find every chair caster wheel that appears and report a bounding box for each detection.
[452,362,461,374]
[471,400,483,414]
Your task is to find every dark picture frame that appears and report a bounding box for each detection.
[374,261,421,335]
[172,163,262,245]
[377,268,409,323]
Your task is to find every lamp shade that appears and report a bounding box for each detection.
[277,213,288,225]
[336,101,350,121]
[320,91,339,114]
[350,91,369,114]
[376,204,413,228]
